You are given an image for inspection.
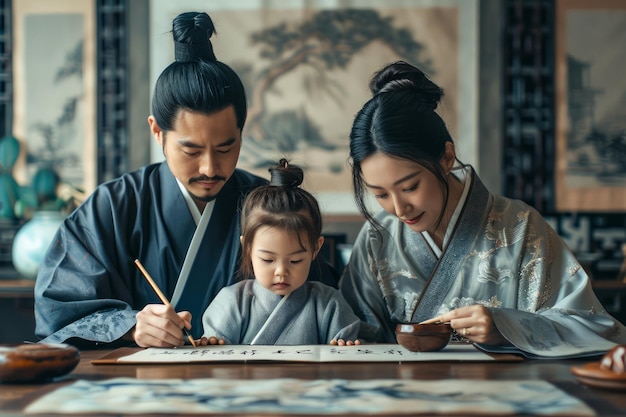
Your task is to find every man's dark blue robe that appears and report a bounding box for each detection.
[34,162,338,346]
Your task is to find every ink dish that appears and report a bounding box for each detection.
[0,343,80,383]
[395,323,452,352]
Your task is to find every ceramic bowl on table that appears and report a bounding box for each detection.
[0,343,80,383]
[395,323,452,352]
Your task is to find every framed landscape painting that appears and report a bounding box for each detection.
[150,0,478,215]
[12,0,97,195]
[555,0,626,212]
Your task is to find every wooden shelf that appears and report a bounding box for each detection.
[0,278,35,298]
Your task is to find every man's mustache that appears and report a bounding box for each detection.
[189,175,226,184]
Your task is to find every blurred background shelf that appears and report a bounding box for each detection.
[0,268,36,343]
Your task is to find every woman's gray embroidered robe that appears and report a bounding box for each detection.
[339,168,626,357]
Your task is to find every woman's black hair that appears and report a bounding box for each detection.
[239,159,323,279]
[349,61,457,229]
[151,11,247,133]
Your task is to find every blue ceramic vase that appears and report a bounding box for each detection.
[11,211,65,279]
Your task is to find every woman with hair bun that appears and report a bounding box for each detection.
[200,159,360,346]
[34,12,338,349]
[340,61,626,357]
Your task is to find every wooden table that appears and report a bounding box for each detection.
[2,347,626,416]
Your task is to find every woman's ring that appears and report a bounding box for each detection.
[462,328,470,336]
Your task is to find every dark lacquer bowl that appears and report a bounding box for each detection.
[0,343,80,383]
[395,323,452,352]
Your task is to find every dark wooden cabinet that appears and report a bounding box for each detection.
[593,280,626,324]
[0,275,36,343]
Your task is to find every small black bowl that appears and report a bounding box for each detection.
[395,323,452,352]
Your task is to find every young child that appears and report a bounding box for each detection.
[200,159,360,346]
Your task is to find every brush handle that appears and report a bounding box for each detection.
[134,259,197,348]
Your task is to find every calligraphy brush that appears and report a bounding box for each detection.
[134,259,197,348]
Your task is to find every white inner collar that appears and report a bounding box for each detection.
[421,168,472,258]
[176,178,215,225]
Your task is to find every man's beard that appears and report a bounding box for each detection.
[188,175,227,203]
[190,191,217,203]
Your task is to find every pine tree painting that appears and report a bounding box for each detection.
[211,6,460,194]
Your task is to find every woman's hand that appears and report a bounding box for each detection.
[330,339,361,346]
[427,305,507,345]
[196,336,226,346]
[134,304,192,348]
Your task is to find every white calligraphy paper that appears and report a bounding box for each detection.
[116,343,495,363]
[25,378,594,415]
